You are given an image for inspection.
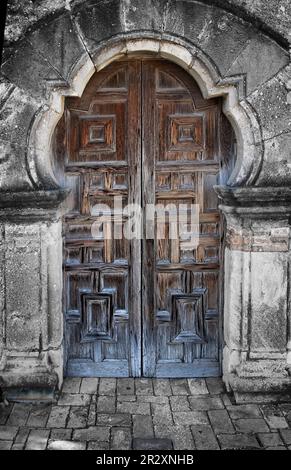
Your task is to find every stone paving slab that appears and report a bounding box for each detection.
[133,438,173,450]
[0,378,290,450]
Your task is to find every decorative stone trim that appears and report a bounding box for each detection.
[27,34,263,192]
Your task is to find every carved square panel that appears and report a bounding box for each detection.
[81,292,114,342]
[79,115,116,152]
[89,124,105,143]
[65,271,94,323]
[170,288,207,343]
[100,270,128,314]
[113,173,128,189]
[168,114,204,151]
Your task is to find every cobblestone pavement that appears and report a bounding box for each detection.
[0,378,291,450]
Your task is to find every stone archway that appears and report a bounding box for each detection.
[1,1,290,402]
[27,35,263,192]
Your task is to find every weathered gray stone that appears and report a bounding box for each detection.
[2,40,61,98]
[135,378,153,395]
[72,0,122,56]
[249,252,288,355]
[226,33,289,95]
[57,393,91,406]
[27,13,86,82]
[50,428,72,440]
[0,404,13,425]
[11,443,24,450]
[98,378,116,396]
[67,406,88,428]
[14,427,30,445]
[87,441,109,450]
[0,440,12,450]
[257,432,285,447]
[182,4,256,75]
[0,425,18,440]
[133,414,154,438]
[260,405,289,429]
[280,429,291,445]
[73,426,110,442]
[97,396,116,414]
[117,395,136,402]
[97,414,131,427]
[25,429,50,450]
[116,378,135,395]
[170,396,191,412]
[117,401,150,415]
[170,379,190,395]
[217,433,261,450]
[7,403,31,426]
[227,404,262,420]
[87,404,96,426]
[234,418,270,433]
[111,427,131,450]
[206,378,225,395]
[5,0,291,48]
[187,379,209,395]
[208,410,235,434]
[152,403,173,426]
[265,446,287,450]
[26,404,51,428]
[153,379,172,396]
[136,395,169,404]
[247,76,291,141]
[47,405,70,428]
[132,437,172,450]
[80,378,98,394]
[191,424,220,450]
[48,439,86,450]
[173,411,208,426]
[155,424,195,450]
[257,132,291,186]
[62,378,81,394]
[189,397,224,411]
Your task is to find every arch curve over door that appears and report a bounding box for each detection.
[55,58,236,377]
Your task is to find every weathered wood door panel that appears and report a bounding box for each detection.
[57,59,234,377]
[142,61,223,377]
[60,61,142,377]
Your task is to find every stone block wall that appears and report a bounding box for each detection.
[0,0,290,401]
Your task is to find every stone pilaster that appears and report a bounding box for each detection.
[0,190,68,401]
[216,186,291,402]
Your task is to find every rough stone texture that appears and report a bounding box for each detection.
[72,426,110,442]
[0,378,289,450]
[132,437,173,450]
[48,439,86,450]
[217,433,261,450]
[47,405,70,428]
[133,415,154,438]
[25,429,50,450]
[4,0,291,48]
[62,378,81,394]
[0,0,290,402]
[189,396,224,411]
[111,427,131,450]
[208,410,235,434]
[191,424,220,450]
[80,378,98,394]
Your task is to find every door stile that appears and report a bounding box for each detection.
[141,61,157,376]
[128,61,142,376]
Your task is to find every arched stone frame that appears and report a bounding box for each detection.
[27,34,263,191]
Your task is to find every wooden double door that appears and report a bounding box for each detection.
[59,58,230,378]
